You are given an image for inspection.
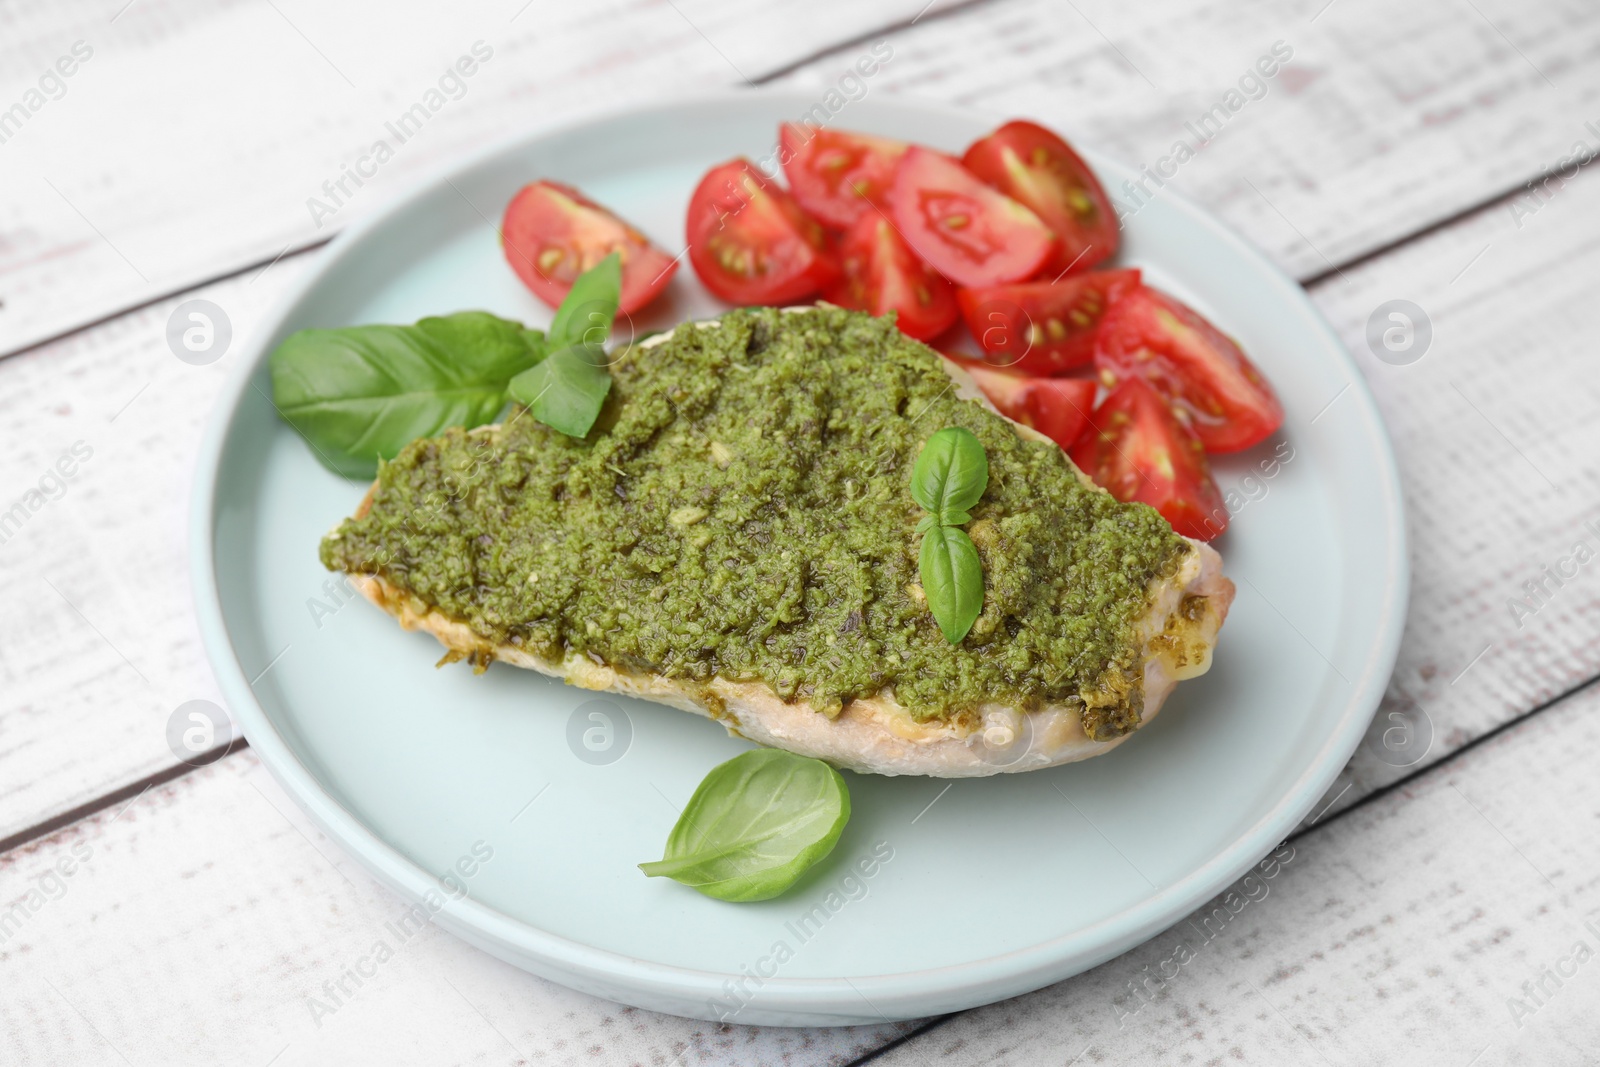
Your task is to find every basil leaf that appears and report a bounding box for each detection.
[639,749,850,902]
[548,251,621,350]
[919,524,984,644]
[270,311,545,478]
[507,343,612,438]
[910,427,988,526]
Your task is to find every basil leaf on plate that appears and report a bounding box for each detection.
[547,252,622,350]
[270,311,545,479]
[919,524,985,644]
[910,426,988,526]
[507,343,613,439]
[639,749,851,903]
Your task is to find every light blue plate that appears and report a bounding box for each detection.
[192,92,1406,1026]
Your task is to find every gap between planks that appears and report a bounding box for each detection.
[0,0,1579,366]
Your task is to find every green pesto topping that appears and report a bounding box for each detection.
[320,306,1188,735]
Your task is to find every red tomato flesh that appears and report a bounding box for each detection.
[889,146,1057,288]
[686,159,838,305]
[957,269,1141,375]
[823,211,958,341]
[501,180,678,315]
[960,363,1097,451]
[780,124,908,229]
[1094,285,1283,453]
[1069,378,1228,540]
[962,120,1119,275]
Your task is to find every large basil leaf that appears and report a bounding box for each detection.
[919,524,984,644]
[910,426,989,526]
[639,749,850,902]
[270,311,544,478]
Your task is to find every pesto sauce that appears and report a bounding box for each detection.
[321,307,1188,735]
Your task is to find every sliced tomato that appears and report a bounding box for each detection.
[889,146,1057,288]
[823,211,958,341]
[959,363,1097,451]
[957,269,1141,375]
[962,120,1119,275]
[686,159,838,305]
[501,180,678,315]
[1068,379,1227,540]
[1094,285,1283,453]
[780,124,909,228]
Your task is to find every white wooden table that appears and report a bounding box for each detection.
[4,1,1599,1063]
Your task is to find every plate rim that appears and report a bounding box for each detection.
[190,87,1408,1023]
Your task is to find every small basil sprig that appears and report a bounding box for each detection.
[269,255,624,476]
[639,749,850,902]
[911,427,988,643]
[507,253,621,439]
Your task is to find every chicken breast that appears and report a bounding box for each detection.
[325,307,1234,777]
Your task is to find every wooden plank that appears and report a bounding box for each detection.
[0,258,311,843]
[0,748,919,1065]
[771,0,1600,280]
[1300,147,1600,814]
[8,0,1600,355]
[7,82,1600,858]
[0,0,958,355]
[863,678,1600,1066]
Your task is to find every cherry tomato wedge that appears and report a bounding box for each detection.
[889,146,1057,288]
[823,211,959,341]
[957,269,1141,375]
[686,159,838,305]
[501,180,678,315]
[959,363,1097,451]
[1094,285,1283,453]
[962,120,1119,275]
[780,124,909,228]
[1069,378,1227,540]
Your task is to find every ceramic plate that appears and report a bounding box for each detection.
[192,92,1406,1026]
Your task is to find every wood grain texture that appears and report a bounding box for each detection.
[0,0,959,356]
[0,259,309,843]
[771,0,1600,281]
[1301,150,1600,815]
[0,749,918,1065]
[8,0,1600,354]
[864,676,1600,1067]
